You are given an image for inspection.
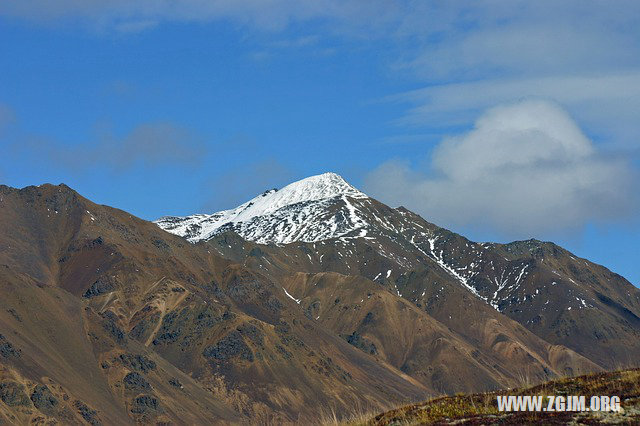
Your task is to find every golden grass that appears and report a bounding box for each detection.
[326,368,640,425]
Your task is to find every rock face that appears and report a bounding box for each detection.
[0,335,21,359]
[0,382,30,407]
[0,177,639,423]
[30,385,58,414]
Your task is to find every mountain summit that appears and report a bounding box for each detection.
[156,172,368,244]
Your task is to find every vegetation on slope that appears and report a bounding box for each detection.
[353,368,640,425]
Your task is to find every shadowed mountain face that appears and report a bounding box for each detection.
[1,175,639,423]
[205,202,640,373]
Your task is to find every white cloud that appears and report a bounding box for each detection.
[364,100,638,237]
[394,73,640,146]
[400,17,639,80]
[384,2,640,147]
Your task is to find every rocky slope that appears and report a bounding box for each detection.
[0,183,427,424]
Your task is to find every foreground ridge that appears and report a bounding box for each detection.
[366,368,640,425]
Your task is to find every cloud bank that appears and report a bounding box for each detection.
[365,100,638,237]
[394,73,640,148]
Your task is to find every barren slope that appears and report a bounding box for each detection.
[0,184,427,424]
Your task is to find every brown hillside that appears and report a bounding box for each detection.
[0,184,427,424]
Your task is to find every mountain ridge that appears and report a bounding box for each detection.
[1,180,639,423]
[155,173,640,371]
[0,182,430,423]
[154,174,639,313]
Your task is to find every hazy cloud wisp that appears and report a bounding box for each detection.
[365,100,638,238]
[0,103,16,135]
[0,0,398,32]
[17,122,206,173]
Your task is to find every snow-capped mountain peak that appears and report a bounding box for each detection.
[232,172,366,222]
[155,172,369,244]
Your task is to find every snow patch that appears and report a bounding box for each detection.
[282,287,301,304]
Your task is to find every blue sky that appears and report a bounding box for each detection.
[1,1,639,285]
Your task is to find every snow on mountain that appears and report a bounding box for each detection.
[155,172,369,244]
[155,171,556,313]
[155,171,528,309]
[155,172,627,319]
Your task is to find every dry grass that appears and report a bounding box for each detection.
[319,400,395,426]
[344,368,640,425]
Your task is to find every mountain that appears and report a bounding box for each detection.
[1,174,638,423]
[0,183,426,424]
[157,173,640,373]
